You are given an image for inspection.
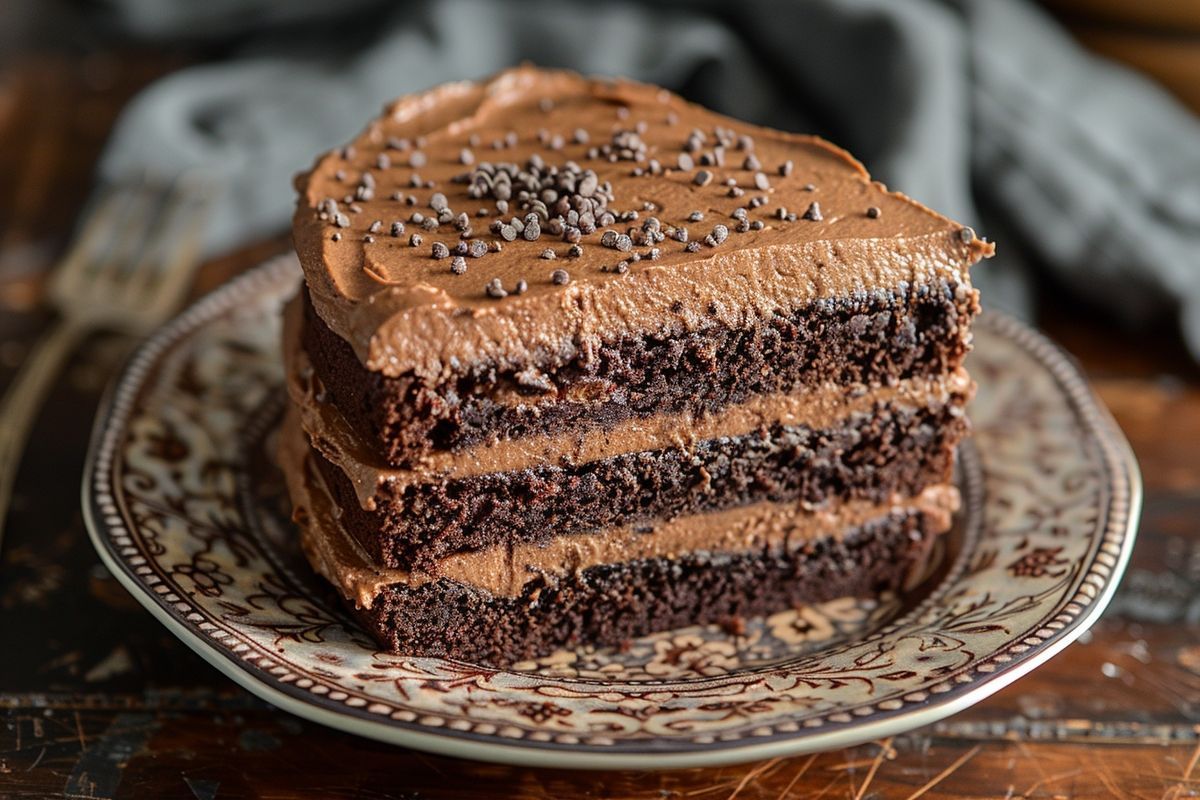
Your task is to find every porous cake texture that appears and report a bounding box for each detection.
[280,66,992,665]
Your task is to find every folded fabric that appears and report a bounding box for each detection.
[96,0,1200,356]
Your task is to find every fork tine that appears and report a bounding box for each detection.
[88,179,165,300]
[122,170,216,320]
[49,184,135,301]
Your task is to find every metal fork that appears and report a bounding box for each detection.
[0,172,214,549]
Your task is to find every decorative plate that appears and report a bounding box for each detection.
[84,255,1141,769]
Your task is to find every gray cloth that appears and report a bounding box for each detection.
[98,0,1200,356]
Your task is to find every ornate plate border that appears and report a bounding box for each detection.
[82,256,1142,769]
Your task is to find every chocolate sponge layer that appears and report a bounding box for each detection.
[351,507,941,666]
[303,279,978,467]
[317,394,968,571]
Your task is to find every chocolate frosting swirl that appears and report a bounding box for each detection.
[293,66,992,381]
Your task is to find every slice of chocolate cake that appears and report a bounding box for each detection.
[279,66,992,665]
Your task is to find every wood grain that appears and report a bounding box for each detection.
[1,51,1198,799]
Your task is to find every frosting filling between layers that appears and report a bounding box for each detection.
[283,295,973,508]
[280,407,959,606]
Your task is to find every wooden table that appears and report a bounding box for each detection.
[2,52,1198,800]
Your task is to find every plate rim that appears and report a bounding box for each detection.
[82,256,1143,770]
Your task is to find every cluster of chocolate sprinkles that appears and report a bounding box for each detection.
[315,90,889,299]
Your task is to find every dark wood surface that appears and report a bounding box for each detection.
[2,52,1199,800]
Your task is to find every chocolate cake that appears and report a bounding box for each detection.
[279,66,992,665]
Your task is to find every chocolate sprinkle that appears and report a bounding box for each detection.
[578,172,599,197]
[693,170,713,187]
[866,206,881,219]
[551,268,570,285]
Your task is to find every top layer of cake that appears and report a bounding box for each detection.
[294,66,992,381]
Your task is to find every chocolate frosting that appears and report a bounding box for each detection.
[293,66,992,381]
[280,406,958,605]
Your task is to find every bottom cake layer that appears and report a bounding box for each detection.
[282,419,953,665]
[355,507,943,666]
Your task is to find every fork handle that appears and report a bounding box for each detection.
[0,319,86,551]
